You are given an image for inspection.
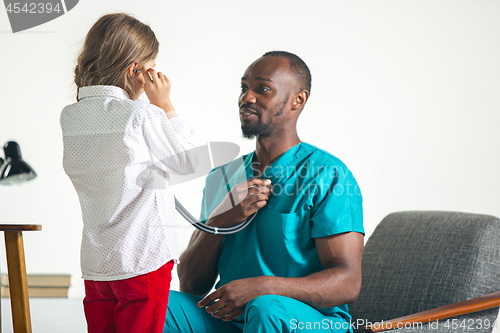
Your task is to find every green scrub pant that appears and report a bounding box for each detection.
[163,290,351,333]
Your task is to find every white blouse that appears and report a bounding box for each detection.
[60,85,197,281]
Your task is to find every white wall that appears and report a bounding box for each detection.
[0,0,499,299]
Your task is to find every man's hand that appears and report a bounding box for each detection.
[197,277,273,321]
[208,178,272,228]
[178,178,272,296]
[141,67,176,116]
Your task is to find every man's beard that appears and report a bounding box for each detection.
[241,118,272,139]
[241,100,286,139]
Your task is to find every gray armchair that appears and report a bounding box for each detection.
[349,211,500,332]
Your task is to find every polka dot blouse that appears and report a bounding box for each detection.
[60,85,198,281]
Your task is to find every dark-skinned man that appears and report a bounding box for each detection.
[163,51,364,333]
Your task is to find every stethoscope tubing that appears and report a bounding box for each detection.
[174,197,257,235]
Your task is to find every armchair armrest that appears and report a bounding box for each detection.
[362,291,500,332]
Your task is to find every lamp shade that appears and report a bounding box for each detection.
[0,141,37,185]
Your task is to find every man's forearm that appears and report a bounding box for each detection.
[177,219,225,296]
[260,265,361,309]
[199,264,361,322]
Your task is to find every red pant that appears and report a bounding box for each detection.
[83,261,174,333]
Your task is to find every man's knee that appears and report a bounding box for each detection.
[165,291,242,333]
[165,290,187,317]
[245,295,292,325]
[164,290,201,332]
[244,295,350,333]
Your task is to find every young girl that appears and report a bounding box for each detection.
[60,13,197,333]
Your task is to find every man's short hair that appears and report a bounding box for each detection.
[262,51,312,94]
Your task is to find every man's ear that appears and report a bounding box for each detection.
[291,90,309,111]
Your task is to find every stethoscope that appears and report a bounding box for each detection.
[174,198,258,235]
[175,162,262,235]
[138,142,261,235]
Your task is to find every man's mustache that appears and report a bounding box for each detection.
[239,104,260,115]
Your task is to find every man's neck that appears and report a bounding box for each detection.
[253,134,301,175]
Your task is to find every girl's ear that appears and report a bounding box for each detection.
[128,62,139,78]
[127,62,143,100]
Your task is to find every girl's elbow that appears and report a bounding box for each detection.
[186,153,199,174]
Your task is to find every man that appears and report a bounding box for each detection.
[164,51,364,333]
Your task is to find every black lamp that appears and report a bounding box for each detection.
[0,141,37,185]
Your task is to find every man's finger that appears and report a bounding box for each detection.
[206,301,226,316]
[213,305,233,319]
[198,290,221,307]
[222,309,244,322]
[248,178,271,187]
[249,199,268,212]
[248,193,269,204]
[242,179,271,194]
[248,186,270,195]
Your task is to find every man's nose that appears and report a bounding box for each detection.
[239,90,257,105]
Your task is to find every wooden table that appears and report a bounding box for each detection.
[0,224,42,333]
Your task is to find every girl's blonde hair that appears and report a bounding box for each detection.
[74,13,159,100]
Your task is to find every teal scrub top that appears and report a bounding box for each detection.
[199,142,364,320]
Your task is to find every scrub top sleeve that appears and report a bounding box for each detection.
[310,165,364,238]
[142,105,198,176]
[199,186,210,223]
[198,167,226,223]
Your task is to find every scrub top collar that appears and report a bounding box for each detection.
[244,142,310,182]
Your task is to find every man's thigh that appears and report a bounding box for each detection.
[244,295,350,333]
[164,290,242,333]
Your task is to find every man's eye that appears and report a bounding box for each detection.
[258,86,270,92]
[241,86,248,92]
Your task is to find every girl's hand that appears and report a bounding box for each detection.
[141,66,176,115]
